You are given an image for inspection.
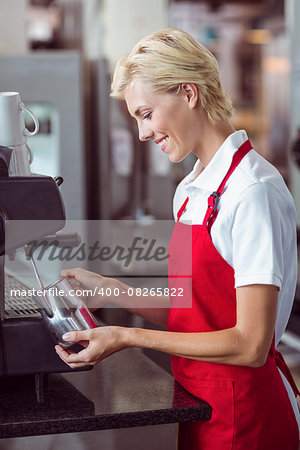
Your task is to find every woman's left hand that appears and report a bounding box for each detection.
[55,326,129,368]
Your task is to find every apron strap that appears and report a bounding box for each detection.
[203,139,253,232]
[275,349,300,398]
[177,196,189,222]
[176,139,253,224]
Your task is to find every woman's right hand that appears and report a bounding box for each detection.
[61,267,117,311]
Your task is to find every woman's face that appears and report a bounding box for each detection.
[125,78,200,163]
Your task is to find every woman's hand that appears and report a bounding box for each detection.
[61,267,170,327]
[61,267,118,310]
[55,326,129,368]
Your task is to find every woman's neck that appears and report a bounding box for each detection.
[193,117,236,168]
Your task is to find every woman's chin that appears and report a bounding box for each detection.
[168,152,187,164]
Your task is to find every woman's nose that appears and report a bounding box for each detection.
[138,124,153,141]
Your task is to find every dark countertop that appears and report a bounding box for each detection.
[0,347,211,439]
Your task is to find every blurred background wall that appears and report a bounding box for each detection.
[1,0,299,223]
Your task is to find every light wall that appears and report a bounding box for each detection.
[102,0,169,71]
[0,0,28,54]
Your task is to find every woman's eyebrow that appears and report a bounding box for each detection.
[134,105,148,116]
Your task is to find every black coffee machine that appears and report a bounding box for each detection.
[0,146,90,401]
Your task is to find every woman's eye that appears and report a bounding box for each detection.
[142,112,152,120]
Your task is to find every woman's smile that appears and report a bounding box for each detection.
[155,135,169,152]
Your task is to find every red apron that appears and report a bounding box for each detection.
[168,140,299,449]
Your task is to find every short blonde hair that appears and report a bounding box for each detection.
[111,28,233,125]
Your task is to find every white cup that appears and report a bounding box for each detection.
[0,92,39,146]
[0,92,39,175]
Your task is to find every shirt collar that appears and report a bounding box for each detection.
[184,130,249,192]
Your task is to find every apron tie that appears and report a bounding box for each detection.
[177,196,189,222]
[275,349,300,397]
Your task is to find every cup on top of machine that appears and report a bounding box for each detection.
[0,91,39,176]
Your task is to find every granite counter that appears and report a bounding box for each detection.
[0,348,211,439]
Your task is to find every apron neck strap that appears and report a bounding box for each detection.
[176,139,253,224]
[203,139,253,231]
[177,196,189,222]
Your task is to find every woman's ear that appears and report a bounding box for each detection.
[181,83,199,109]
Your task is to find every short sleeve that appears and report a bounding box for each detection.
[231,182,290,289]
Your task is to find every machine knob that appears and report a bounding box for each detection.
[54,176,64,186]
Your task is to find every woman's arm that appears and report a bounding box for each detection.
[130,284,278,366]
[55,284,278,369]
[61,267,170,328]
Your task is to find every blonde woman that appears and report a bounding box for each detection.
[56,28,300,449]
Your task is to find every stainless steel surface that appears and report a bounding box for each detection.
[29,253,53,316]
[39,278,98,347]
[4,272,40,318]
[4,269,98,346]
[29,254,44,290]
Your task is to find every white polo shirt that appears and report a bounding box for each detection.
[173,130,300,430]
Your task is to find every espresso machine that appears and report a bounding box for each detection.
[0,92,91,401]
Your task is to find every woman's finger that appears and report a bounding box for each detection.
[55,344,97,367]
[62,329,93,343]
[61,267,82,279]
